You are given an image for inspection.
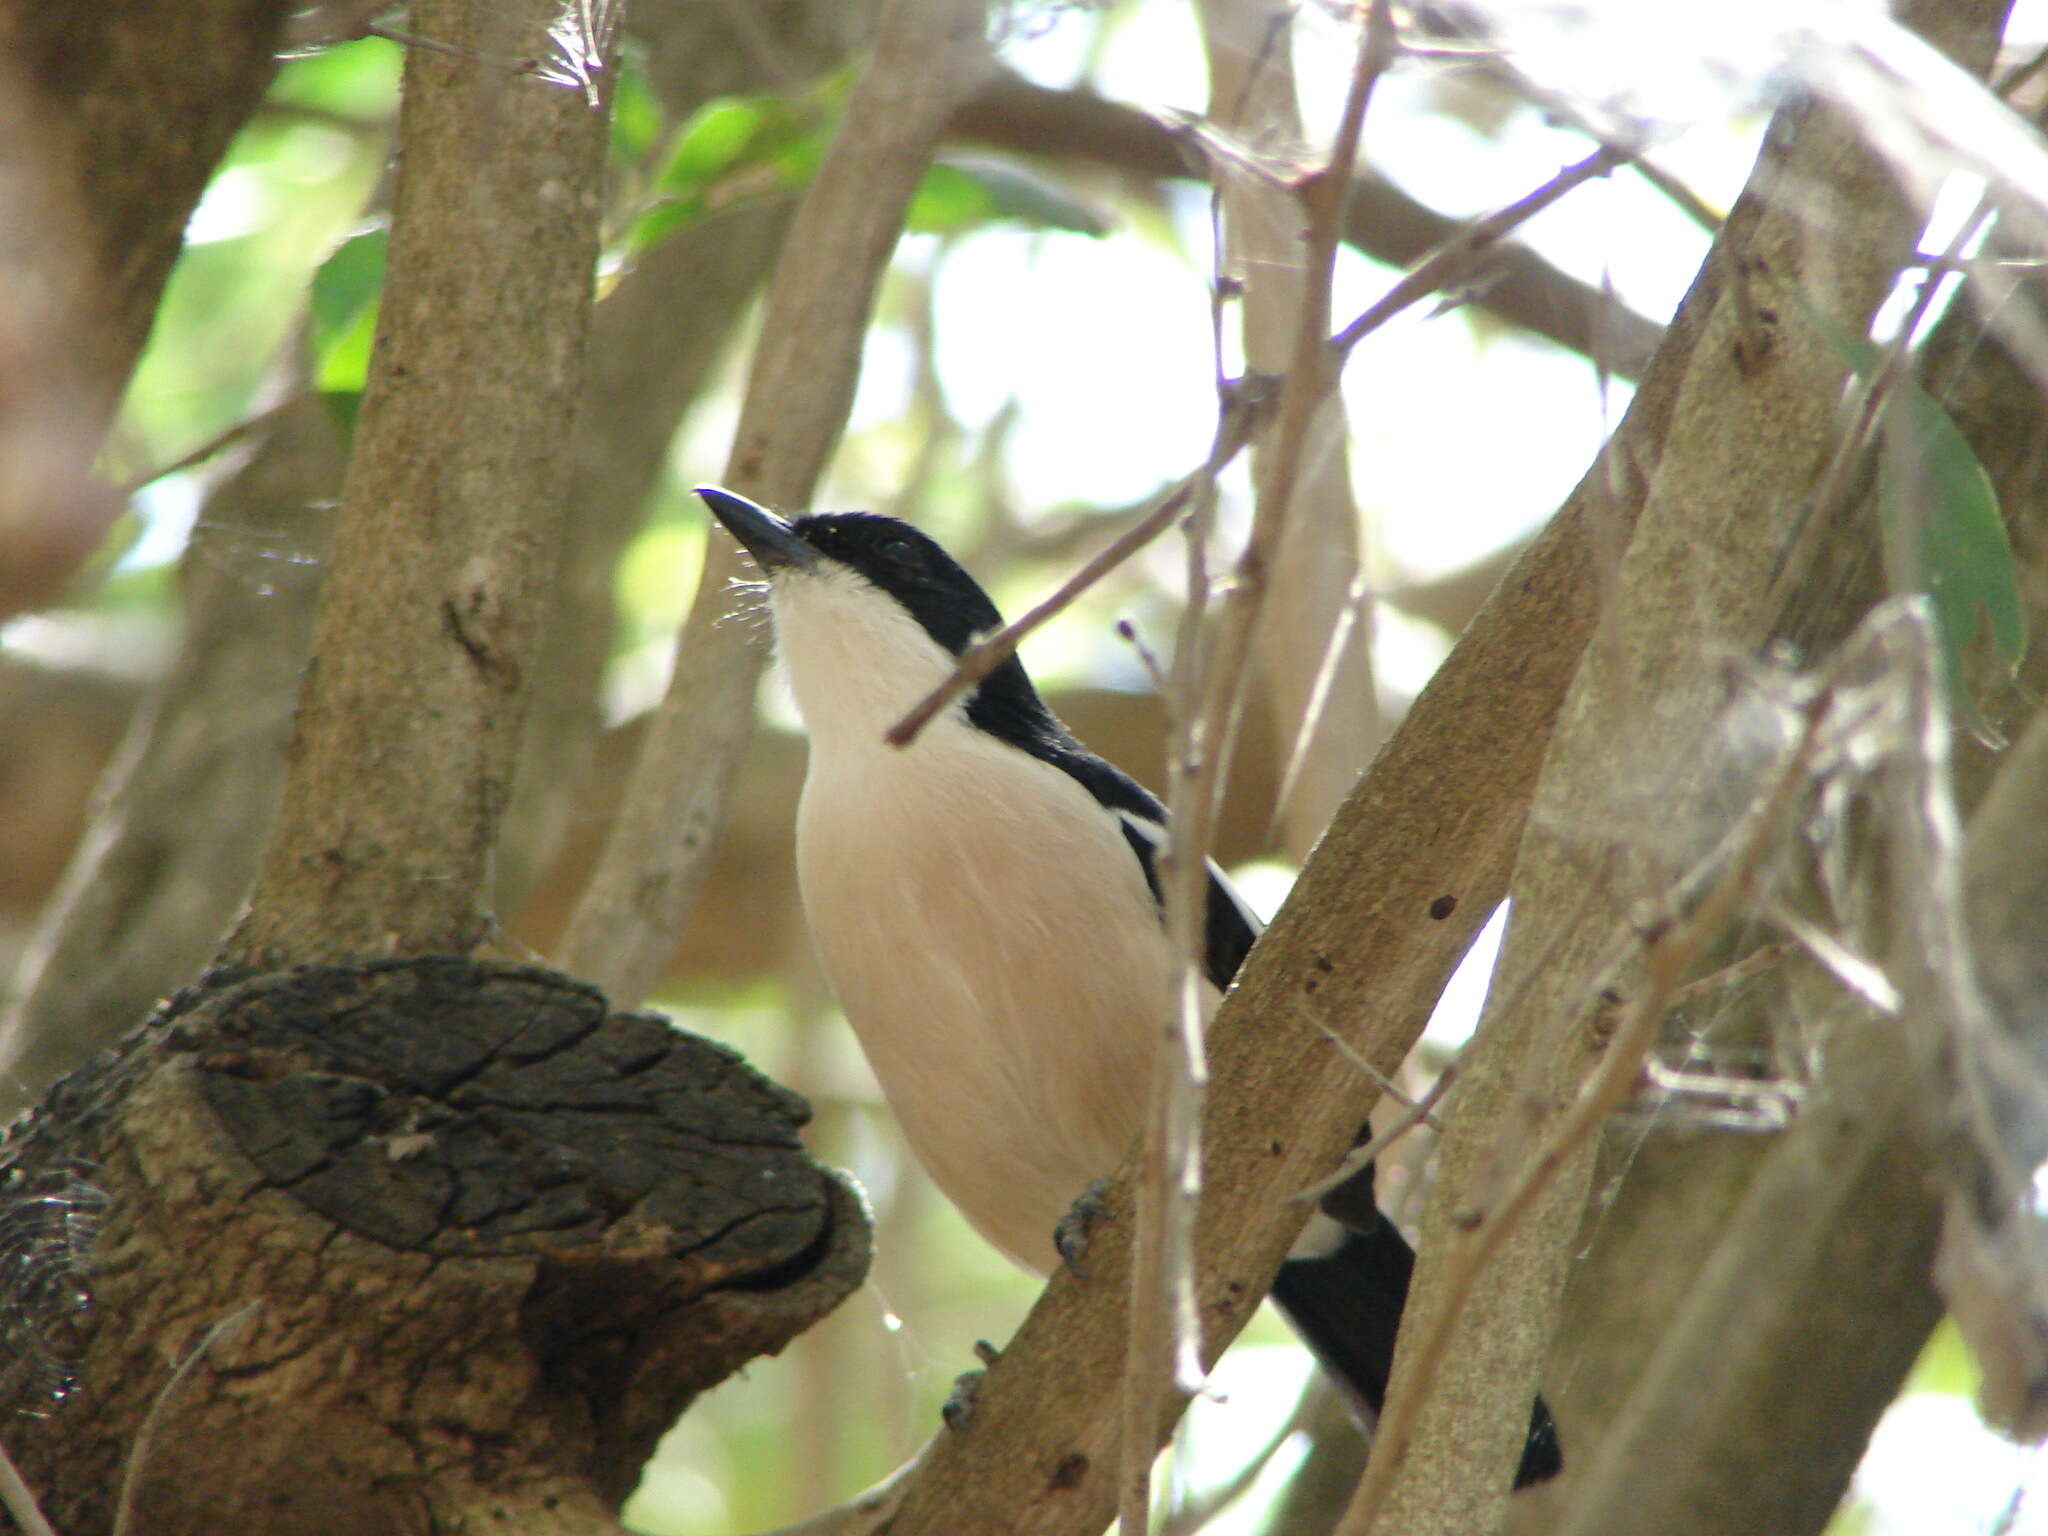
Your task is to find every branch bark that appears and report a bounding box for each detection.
[0,381,344,1113]
[1353,5,2013,1533]
[0,958,868,1536]
[227,0,616,964]
[0,0,293,619]
[1533,206,2048,1536]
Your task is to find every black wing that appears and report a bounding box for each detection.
[1021,736,1260,992]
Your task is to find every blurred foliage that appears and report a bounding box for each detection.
[1807,302,2027,710]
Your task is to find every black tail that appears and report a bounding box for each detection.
[1271,1201,1562,1489]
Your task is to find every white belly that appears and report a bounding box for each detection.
[796,721,1175,1272]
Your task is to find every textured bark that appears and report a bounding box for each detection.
[229,0,614,964]
[0,1,876,1113]
[0,958,867,1536]
[1362,4,2013,1533]
[1533,236,2048,1536]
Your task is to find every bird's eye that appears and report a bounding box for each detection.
[878,536,920,568]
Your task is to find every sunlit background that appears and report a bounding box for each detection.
[7,0,2048,1530]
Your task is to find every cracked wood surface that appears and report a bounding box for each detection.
[0,957,868,1536]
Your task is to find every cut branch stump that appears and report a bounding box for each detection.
[0,957,868,1536]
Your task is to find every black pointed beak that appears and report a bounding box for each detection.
[695,486,818,573]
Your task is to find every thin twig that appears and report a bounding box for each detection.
[1116,618,1172,696]
[364,21,521,68]
[1994,40,2048,99]
[1118,9,1399,1533]
[113,1302,260,1536]
[1154,1379,1317,1536]
[1666,939,1794,1008]
[884,383,1272,748]
[119,396,302,498]
[1267,570,1372,845]
[0,1436,58,1536]
[1291,1000,1442,1122]
[1331,145,1626,359]
[1294,1061,1460,1207]
[751,1441,933,1536]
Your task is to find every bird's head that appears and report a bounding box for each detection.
[696,486,1031,749]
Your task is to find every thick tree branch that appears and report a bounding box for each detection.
[0,381,344,1113]
[0,0,293,620]
[1357,4,2013,1531]
[227,0,616,963]
[0,959,868,1536]
[1536,220,2048,1536]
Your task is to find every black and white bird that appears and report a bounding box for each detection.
[696,486,1559,1488]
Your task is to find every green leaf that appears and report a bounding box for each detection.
[319,389,363,440]
[312,284,380,395]
[309,227,386,444]
[608,46,663,166]
[620,94,824,259]
[906,162,999,234]
[655,97,771,197]
[907,156,1112,237]
[310,224,386,339]
[943,155,1112,236]
[1802,297,2026,691]
[623,198,698,261]
[1881,381,2026,677]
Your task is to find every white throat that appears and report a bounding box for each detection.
[769,564,967,752]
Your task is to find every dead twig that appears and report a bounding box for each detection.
[1294,1062,1459,1208]
[1117,9,1401,1532]
[0,1437,58,1536]
[884,381,1272,749]
[1331,145,1627,359]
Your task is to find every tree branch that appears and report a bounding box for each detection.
[0,0,293,621]
[1356,2,2012,1525]
[227,0,618,964]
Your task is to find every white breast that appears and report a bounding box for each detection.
[771,569,1180,1271]
[797,719,1176,1271]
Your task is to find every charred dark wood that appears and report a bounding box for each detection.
[0,957,869,1536]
